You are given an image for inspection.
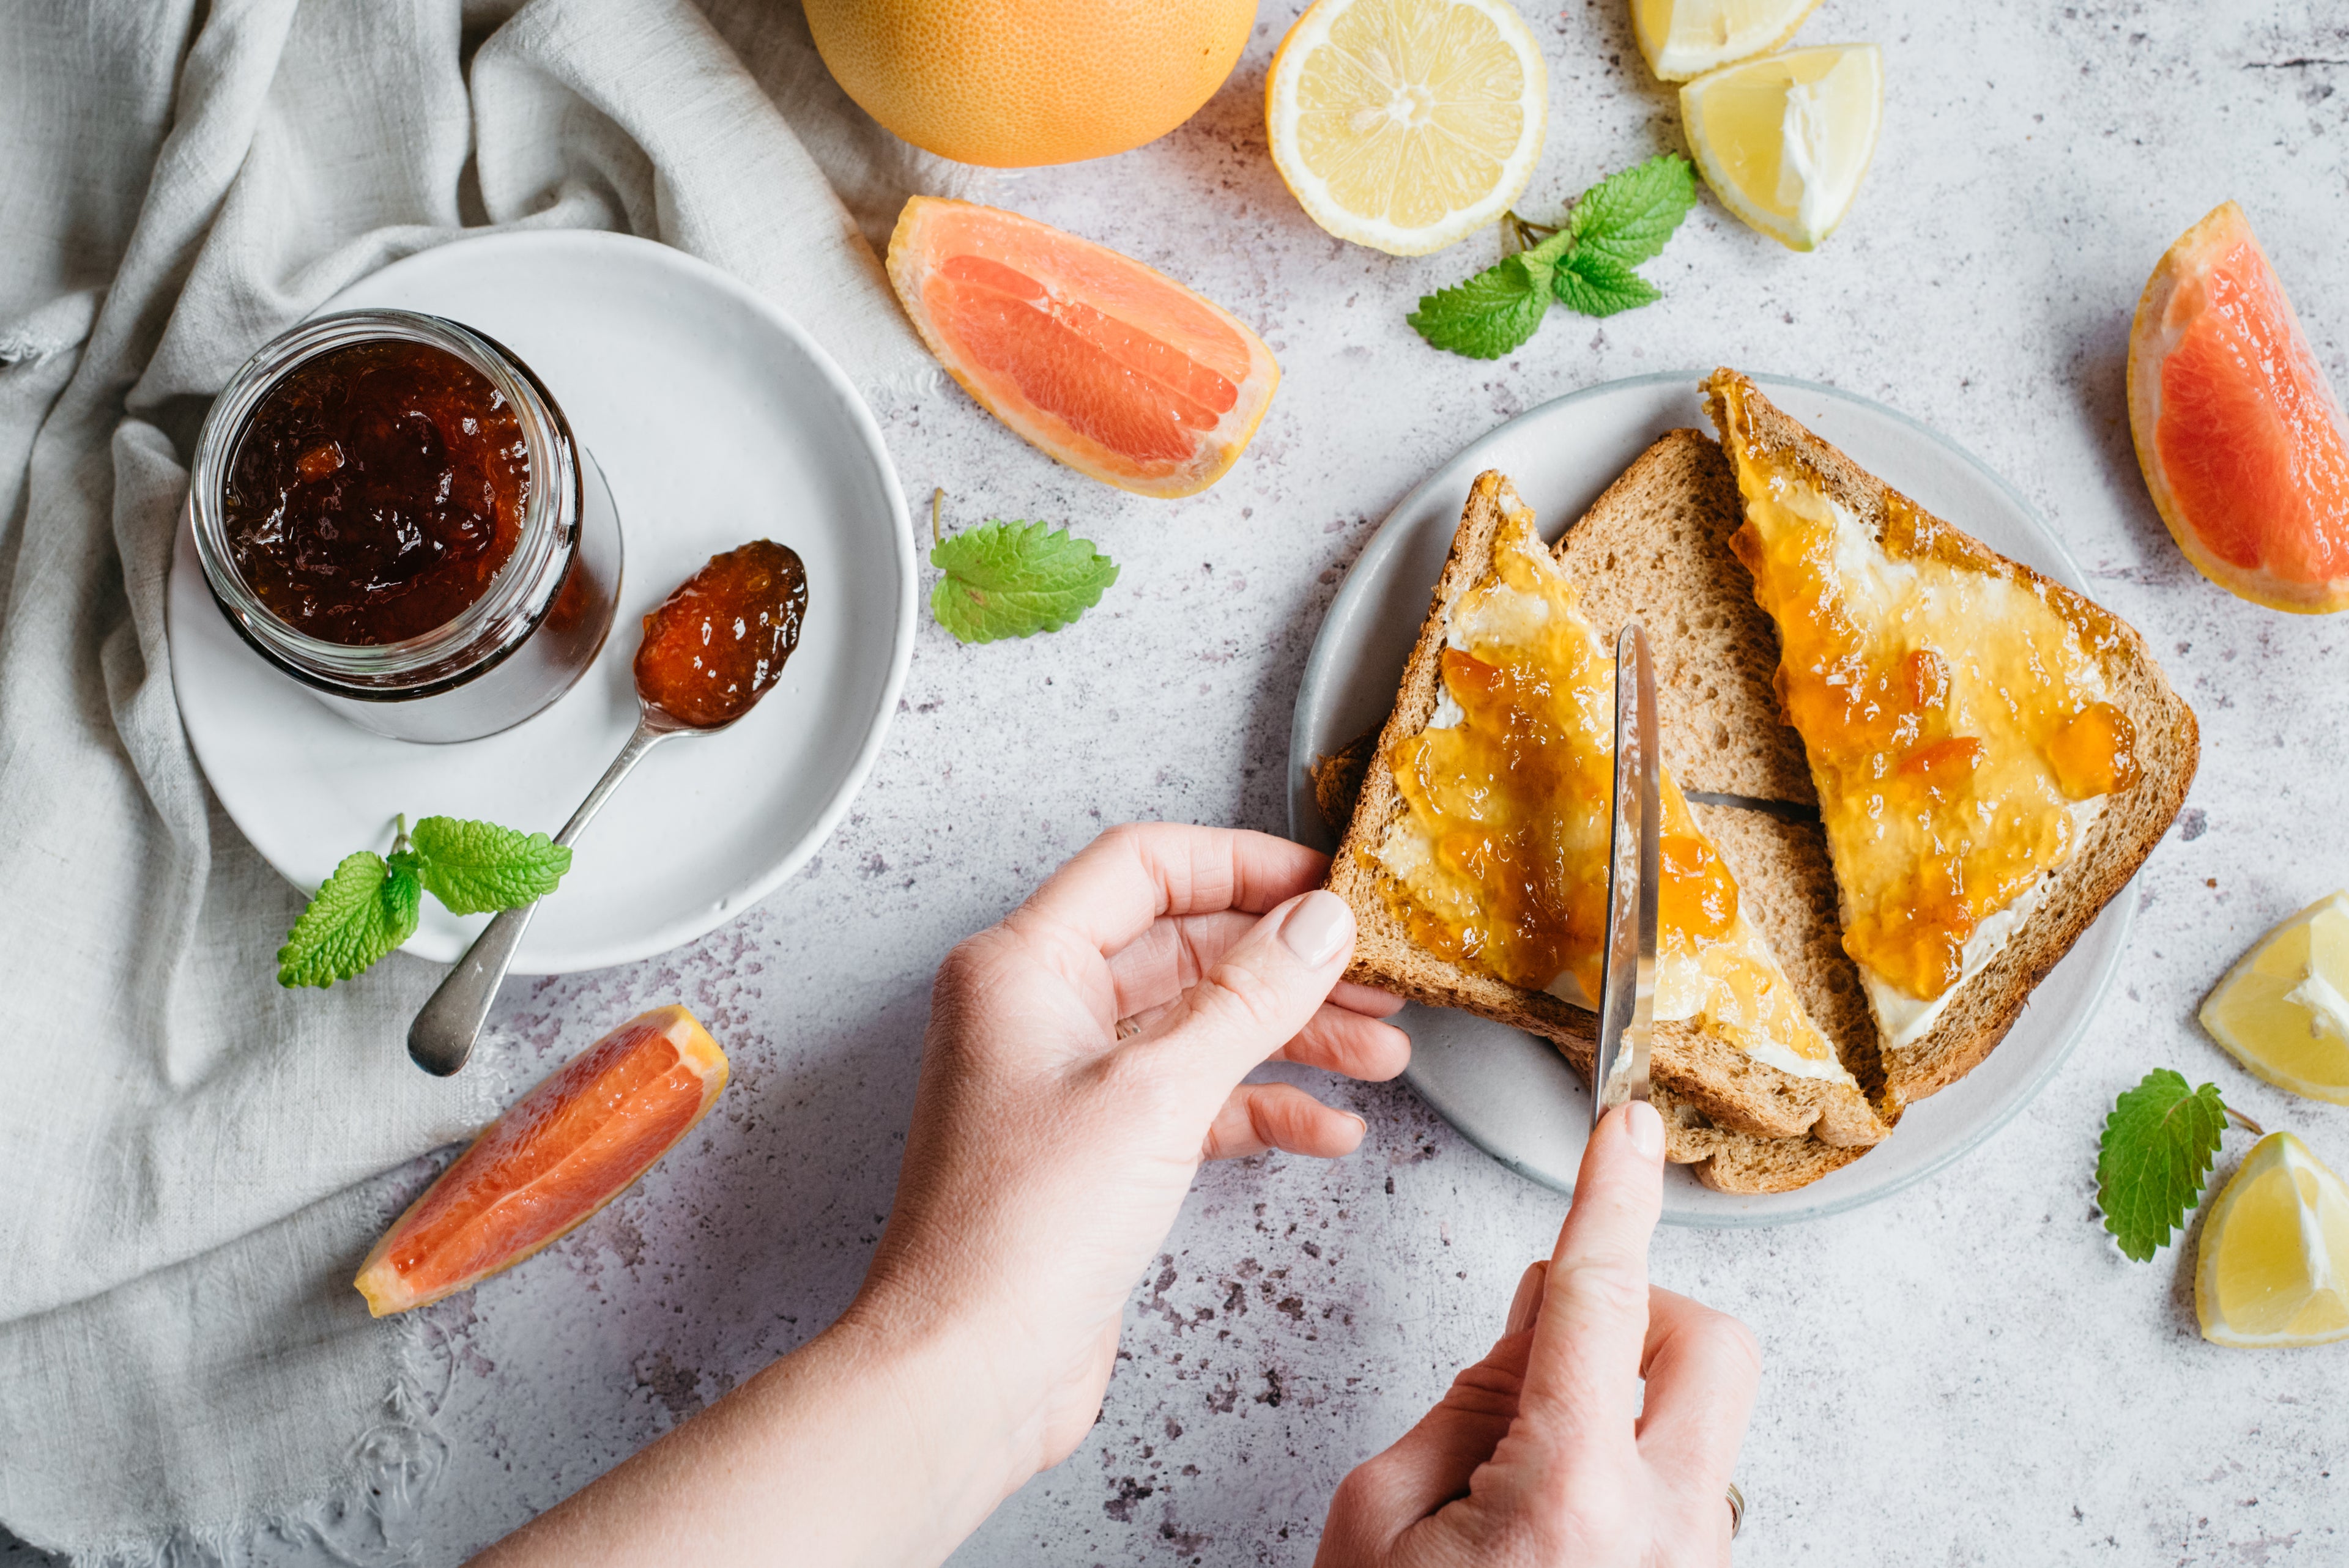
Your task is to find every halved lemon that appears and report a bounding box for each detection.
[1266,0,1548,257]
[1680,43,1882,251]
[1633,0,1820,82]
[2201,892,2349,1103]
[2196,1131,2349,1348]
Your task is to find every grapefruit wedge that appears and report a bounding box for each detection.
[2128,201,2349,613]
[355,1006,729,1316]
[886,197,1279,498]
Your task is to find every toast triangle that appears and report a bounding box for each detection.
[1701,369,2199,1111]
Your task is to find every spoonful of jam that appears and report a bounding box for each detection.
[407,541,809,1076]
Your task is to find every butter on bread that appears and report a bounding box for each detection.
[1324,450,1893,1193]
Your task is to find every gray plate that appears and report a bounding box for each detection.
[1287,371,2133,1225]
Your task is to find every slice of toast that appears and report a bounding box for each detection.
[1326,464,1891,1191]
[1550,428,1815,807]
[1702,370,2200,1111]
[1315,751,1882,1192]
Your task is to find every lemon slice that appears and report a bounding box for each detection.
[1633,0,1821,81]
[2201,892,2349,1104]
[1266,0,1548,257]
[1680,44,1882,251]
[2196,1132,2349,1348]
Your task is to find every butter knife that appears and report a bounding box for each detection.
[1592,621,1661,1126]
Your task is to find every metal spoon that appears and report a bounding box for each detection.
[405,700,733,1076]
[407,538,806,1077]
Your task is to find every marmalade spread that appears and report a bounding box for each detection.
[634,541,808,728]
[223,339,531,645]
[1373,491,1847,1082]
[1713,378,2138,1015]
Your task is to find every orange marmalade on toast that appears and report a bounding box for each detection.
[1371,484,1851,1085]
[1711,375,2137,1045]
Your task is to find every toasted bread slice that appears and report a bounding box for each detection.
[1326,466,1891,1188]
[1315,751,1880,1193]
[1702,370,2199,1111]
[1550,428,1815,807]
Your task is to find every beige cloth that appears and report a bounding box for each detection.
[0,1,963,1557]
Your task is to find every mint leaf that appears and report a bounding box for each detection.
[1408,251,1556,360]
[1409,155,1695,357]
[2097,1069,2232,1261]
[1551,250,1664,317]
[1565,152,1698,268]
[401,816,571,916]
[931,521,1118,644]
[277,851,420,988]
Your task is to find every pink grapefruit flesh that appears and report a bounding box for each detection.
[354,1005,729,1316]
[886,197,1279,498]
[2128,201,2349,613]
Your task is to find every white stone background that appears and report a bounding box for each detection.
[9,1,2349,1564]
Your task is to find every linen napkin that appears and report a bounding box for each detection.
[0,0,962,1556]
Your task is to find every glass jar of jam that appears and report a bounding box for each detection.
[187,309,622,742]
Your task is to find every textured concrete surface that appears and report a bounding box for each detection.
[15,1,2349,1563]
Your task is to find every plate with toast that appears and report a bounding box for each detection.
[1291,370,2197,1222]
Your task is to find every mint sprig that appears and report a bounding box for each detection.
[931,520,1118,644]
[1408,153,1698,359]
[276,815,571,988]
[2096,1069,2252,1261]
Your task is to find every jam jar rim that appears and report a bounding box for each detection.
[187,309,583,698]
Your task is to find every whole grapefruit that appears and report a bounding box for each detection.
[2128,201,2349,614]
[805,0,1256,168]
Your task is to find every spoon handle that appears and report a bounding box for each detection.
[407,716,670,1077]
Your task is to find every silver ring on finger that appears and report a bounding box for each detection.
[1725,1481,1745,1540]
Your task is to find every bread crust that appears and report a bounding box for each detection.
[1324,463,1892,1191]
[1701,370,2200,1112]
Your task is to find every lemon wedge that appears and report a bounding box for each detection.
[2202,892,2349,1104]
[1633,0,1820,81]
[1680,44,1882,251]
[1266,0,1548,256]
[2196,1132,2349,1348]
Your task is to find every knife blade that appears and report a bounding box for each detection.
[1592,621,1660,1128]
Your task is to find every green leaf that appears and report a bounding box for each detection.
[1565,152,1699,268]
[1407,155,1694,357]
[401,816,572,916]
[930,521,1118,644]
[1551,250,1665,317]
[276,852,421,988]
[1406,251,1554,360]
[2097,1069,2232,1262]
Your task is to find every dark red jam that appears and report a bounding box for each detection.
[223,339,530,645]
[633,541,809,728]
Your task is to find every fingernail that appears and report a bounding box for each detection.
[1505,1260,1548,1336]
[1278,890,1352,967]
[1626,1099,1664,1158]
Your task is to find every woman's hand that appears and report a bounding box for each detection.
[1315,1101,1759,1568]
[472,823,1405,1568]
[850,821,1409,1478]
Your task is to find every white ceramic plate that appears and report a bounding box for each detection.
[1288,372,2133,1224]
[168,231,915,973]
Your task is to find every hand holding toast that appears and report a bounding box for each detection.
[473,824,1408,1568]
[850,823,1411,1493]
[1315,1103,1756,1567]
